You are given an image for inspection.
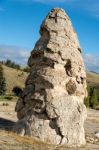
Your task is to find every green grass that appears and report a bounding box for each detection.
[0,95,18,101]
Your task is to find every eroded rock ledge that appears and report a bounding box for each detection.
[13,8,87,147]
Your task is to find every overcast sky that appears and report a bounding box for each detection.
[0,0,99,72]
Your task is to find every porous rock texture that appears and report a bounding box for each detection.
[14,8,87,147]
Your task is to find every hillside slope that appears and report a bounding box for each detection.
[87,72,99,86]
[2,64,99,94]
[2,65,28,95]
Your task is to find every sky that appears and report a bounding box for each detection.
[0,0,99,72]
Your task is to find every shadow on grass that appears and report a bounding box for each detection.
[0,117,15,131]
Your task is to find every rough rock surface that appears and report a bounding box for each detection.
[13,8,87,147]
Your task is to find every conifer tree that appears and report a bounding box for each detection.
[84,96,90,107]
[0,64,6,95]
[90,88,98,109]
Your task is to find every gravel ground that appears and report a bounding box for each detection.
[0,101,99,150]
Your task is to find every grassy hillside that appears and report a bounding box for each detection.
[2,64,99,95]
[87,72,99,86]
[2,65,28,95]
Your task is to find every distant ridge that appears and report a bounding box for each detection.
[87,71,99,86]
[90,71,99,74]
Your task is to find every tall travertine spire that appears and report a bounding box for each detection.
[13,8,87,147]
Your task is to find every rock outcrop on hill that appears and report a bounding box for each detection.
[13,8,87,147]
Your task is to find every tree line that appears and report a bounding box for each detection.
[0,59,30,72]
[0,59,21,70]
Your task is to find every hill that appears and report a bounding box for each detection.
[2,64,99,95]
[2,65,28,95]
[87,71,99,86]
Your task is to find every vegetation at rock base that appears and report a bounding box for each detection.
[0,95,18,102]
[12,86,23,96]
[85,85,99,109]
[90,89,98,109]
[2,64,28,95]
[23,66,31,72]
[0,63,6,95]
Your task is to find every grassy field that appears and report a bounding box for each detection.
[1,64,99,101]
[2,65,28,95]
[0,95,18,101]
[87,72,99,86]
[3,64,99,95]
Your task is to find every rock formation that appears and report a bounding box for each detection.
[13,8,87,147]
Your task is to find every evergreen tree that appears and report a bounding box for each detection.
[0,64,6,95]
[84,96,90,108]
[90,89,98,109]
[5,59,21,70]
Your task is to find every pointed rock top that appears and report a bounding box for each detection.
[48,7,68,18]
[40,7,70,32]
[40,8,80,53]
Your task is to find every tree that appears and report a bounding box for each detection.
[5,59,12,67]
[0,64,6,95]
[5,59,21,70]
[23,66,30,73]
[12,86,22,96]
[84,96,90,108]
[90,89,98,109]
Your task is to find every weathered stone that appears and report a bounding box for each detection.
[13,8,87,147]
[95,132,99,139]
[66,79,77,95]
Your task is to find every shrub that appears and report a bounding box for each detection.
[0,64,6,95]
[84,96,90,108]
[4,96,13,100]
[23,66,30,73]
[95,105,99,110]
[12,86,22,96]
[90,89,98,109]
[84,85,99,109]
[2,103,9,106]
[5,59,21,70]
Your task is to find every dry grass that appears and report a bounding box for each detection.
[0,130,56,150]
[0,102,99,149]
[2,65,28,95]
[87,72,99,86]
[2,64,99,95]
[0,130,99,150]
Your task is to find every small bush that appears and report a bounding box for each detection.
[90,89,98,109]
[23,66,30,73]
[84,96,90,108]
[95,105,99,110]
[12,86,22,96]
[85,85,99,109]
[0,64,6,95]
[2,103,9,106]
[4,96,13,100]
